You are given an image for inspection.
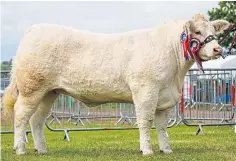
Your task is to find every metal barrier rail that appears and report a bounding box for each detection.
[179,68,236,135]
[45,95,177,141]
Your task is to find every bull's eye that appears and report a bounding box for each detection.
[195,31,201,35]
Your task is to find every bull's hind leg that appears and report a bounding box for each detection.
[131,86,159,156]
[29,91,59,154]
[154,109,172,153]
[13,93,44,155]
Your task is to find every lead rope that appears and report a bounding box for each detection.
[219,23,236,45]
[219,23,236,58]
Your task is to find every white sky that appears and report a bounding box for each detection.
[1,1,219,61]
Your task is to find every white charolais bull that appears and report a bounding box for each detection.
[2,14,229,155]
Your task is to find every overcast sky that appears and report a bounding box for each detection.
[1,1,219,61]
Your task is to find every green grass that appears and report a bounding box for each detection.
[1,125,236,161]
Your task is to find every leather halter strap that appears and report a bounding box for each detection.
[200,35,217,47]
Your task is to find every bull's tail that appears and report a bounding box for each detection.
[2,61,18,120]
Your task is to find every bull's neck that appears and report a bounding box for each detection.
[170,21,195,91]
[178,48,194,81]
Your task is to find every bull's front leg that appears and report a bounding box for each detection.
[154,109,172,153]
[131,86,159,156]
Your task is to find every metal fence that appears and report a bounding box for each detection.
[179,69,236,134]
[0,70,13,134]
[45,95,177,141]
[1,69,236,140]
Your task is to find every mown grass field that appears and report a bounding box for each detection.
[1,125,236,161]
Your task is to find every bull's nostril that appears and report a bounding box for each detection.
[214,47,223,53]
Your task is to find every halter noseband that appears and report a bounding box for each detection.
[200,35,217,47]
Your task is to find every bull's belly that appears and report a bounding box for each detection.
[59,83,133,106]
[58,76,180,108]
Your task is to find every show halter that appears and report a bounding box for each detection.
[180,28,217,73]
[180,23,236,72]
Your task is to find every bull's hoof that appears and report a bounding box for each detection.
[14,142,26,155]
[142,149,154,156]
[160,149,173,154]
[15,148,26,155]
[16,150,26,155]
[34,149,47,154]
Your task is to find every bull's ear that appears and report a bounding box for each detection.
[211,20,230,35]
[184,20,195,33]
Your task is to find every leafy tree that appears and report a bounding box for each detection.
[0,64,10,70]
[1,59,12,70]
[208,1,236,49]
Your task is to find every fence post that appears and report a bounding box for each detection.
[180,88,184,113]
[232,80,236,133]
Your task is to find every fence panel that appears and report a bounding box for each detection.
[180,69,236,134]
[46,95,177,141]
[1,70,13,134]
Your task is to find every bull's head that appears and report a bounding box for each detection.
[186,14,230,61]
